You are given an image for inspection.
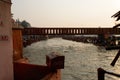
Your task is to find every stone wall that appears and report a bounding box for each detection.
[0,0,13,80]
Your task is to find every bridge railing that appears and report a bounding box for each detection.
[97,68,120,80]
[22,28,120,35]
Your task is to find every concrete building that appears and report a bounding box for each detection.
[0,0,13,80]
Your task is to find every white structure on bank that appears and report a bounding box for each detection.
[0,0,13,80]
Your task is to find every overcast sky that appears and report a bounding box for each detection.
[12,0,120,27]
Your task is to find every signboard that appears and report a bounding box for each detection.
[0,35,9,41]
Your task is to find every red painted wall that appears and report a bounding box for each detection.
[0,0,13,80]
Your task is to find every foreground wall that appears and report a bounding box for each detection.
[13,28,23,61]
[0,0,13,80]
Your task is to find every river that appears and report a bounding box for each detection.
[23,38,120,80]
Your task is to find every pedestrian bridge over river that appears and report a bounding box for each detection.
[22,27,120,35]
[14,27,120,47]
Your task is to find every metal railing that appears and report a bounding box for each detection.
[98,68,120,80]
[98,50,120,80]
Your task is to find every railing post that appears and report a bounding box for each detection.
[46,52,65,70]
[97,68,105,80]
[46,52,65,80]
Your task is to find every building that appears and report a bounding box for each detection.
[0,0,13,80]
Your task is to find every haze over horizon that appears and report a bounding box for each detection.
[12,0,120,27]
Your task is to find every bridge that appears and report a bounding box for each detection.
[22,28,120,45]
[12,27,120,47]
[22,27,120,35]
[20,27,120,47]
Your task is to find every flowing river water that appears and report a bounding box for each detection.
[23,38,120,80]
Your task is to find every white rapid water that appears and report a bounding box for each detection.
[23,38,120,80]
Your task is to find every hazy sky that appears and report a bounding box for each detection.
[12,0,120,27]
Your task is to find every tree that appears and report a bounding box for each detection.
[15,19,31,28]
[111,11,120,28]
[20,20,31,28]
